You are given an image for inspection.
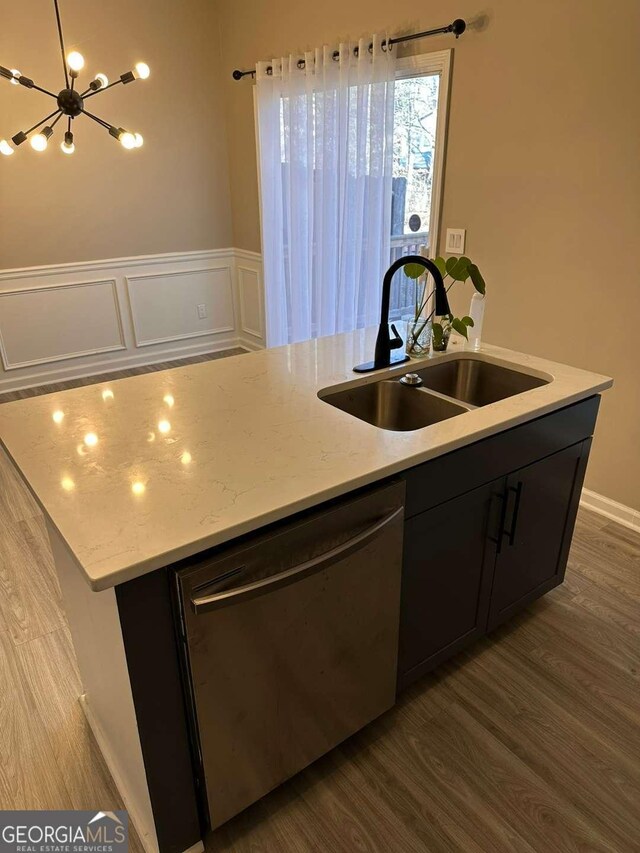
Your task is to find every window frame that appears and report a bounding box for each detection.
[393,48,452,259]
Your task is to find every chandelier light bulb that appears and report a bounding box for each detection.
[0,139,14,156]
[61,130,74,154]
[120,131,136,149]
[30,132,49,152]
[95,73,109,88]
[134,62,150,80]
[133,132,143,148]
[10,69,21,85]
[67,51,85,72]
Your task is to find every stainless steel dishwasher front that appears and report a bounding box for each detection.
[174,480,405,829]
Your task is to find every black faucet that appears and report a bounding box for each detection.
[354,255,451,373]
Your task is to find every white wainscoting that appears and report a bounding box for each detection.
[126,266,235,347]
[0,249,264,393]
[235,250,265,348]
[0,279,125,369]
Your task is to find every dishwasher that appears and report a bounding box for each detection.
[173,480,405,829]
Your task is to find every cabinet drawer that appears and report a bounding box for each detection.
[403,396,599,519]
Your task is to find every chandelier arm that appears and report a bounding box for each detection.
[50,112,64,130]
[31,83,59,99]
[1,67,58,99]
[82,108,113,131]
[24,109,63,136]
[53,0,70,89]
[83,79,124,100]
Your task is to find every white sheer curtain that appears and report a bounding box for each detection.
[255,36,396,347]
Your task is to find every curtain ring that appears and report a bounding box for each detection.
[266,65,273,75]
[332,50,340,62]
[297,59,306,69]
[368,43,373,54]
[353,46,359,57]
[381,40,388,52]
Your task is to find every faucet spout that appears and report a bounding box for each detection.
[354,254,450,373]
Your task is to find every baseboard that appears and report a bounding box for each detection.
[580,488,640,533]
[237,336,266,352]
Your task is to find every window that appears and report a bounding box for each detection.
[255,46,451,346]
[389,50,452,319]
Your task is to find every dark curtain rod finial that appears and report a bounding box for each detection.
[232,17,466,80]
[232,69,255,80]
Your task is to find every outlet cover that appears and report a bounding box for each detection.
[197,303,207,319]
[446,228,466,255]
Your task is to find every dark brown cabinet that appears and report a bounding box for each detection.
[398,482,498,687]
[487,440,591,630]
[398,398,598,691]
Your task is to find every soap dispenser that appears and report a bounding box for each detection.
[467,292,485,351]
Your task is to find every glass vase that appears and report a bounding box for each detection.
[403,315,432,358]
[431,322,451,353]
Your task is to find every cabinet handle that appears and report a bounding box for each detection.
[506,481,523,547]
[491,490,509,554]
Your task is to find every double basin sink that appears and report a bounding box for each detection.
[320,355,550,432]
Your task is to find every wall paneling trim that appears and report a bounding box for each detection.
[126,267,236,347]
[0,279,125,370]
[236,252,264,343]
[0,249,264,393]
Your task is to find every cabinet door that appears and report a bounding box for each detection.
[488,440,590,630]
[398,481,499,690]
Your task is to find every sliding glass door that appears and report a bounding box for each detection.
[389,50,451,320]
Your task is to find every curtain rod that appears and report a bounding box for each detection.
[232,18,466,80]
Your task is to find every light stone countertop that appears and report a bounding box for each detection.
[0,328,612,590]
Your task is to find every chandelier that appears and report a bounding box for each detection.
[0,0,150,156]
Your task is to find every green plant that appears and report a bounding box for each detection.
[404,255,486,346]
[432,313,474,350]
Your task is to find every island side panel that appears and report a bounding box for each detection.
[45,518,160,853]
[115,569,202,853]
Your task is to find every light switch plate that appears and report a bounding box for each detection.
[446,228,466,255]
[197,303,207,319]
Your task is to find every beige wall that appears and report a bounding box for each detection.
[216,0,640,512]
[0,0,232,268]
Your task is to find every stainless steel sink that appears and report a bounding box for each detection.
[321,380,468,431]
[414,357,549,407]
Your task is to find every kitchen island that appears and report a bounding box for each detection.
[0,328,612,853]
